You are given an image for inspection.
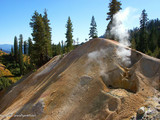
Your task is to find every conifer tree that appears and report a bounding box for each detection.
[56,42,62,55]
[43,9,52,58]
[52,44,57,56]
[89,16,98,39]
[24,41,27,54]
[14,36,18,63]
[61,40,64,54]
[30,10,53,67]
[28,37,32,56]
[106,0,121,38]
[30,11,47,66]
[130,18,160,58]
[149,27,157,52]
[65,17,73,52]
[11,47,14,56]
[139,9,148,53]
[19,34,24,75]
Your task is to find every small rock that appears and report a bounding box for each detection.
[146,109,153,115]
[156,105,160,112]
[137,107,145,115]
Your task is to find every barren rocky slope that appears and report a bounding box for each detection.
[0,38,160,120]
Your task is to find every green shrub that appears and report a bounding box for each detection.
[10,68,20,76]
[0,77,13,91]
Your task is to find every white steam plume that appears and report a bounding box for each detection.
[110,7,134,67]
[111,7,130,46]
[87,47,114,76]
[88,49,107,75]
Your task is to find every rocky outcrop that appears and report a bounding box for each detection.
[0,38,160,120]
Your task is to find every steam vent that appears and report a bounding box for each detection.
[0,38,160,120]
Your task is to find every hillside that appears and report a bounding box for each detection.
[0,51,16,92]
[0,50,8,56]
[0,63,14,81]
[0,50,20,83]
[0,38,160,120]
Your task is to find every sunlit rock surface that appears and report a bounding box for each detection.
[0,38,160,120]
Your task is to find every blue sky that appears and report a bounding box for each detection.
[0,0,160,45]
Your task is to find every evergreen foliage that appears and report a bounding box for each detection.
[56,42,62,55]
[131,38,136,49]
[0,54,20,76]
[14,36,18,63]
[43,9,52,58]
[130,16,160,58]
[89,16,98,39]
[52,43,63,57]
[28,37,32,56]
[139,9,149,53]
[19,34,24,75]
[61,40,65,53]
[65,17,73,52]
[106,0,121,38]
[30,10,52,67]
[24,41,27,54]
[52,44,56,57]
[106,0,122,21]
[11,47,14,56]
[0,77,13,91]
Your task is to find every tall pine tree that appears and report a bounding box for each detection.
[30,11,48,66]
[130,18,160,58]
[65,17,73,52]
[19,34,24,75]
[89,16,98,39]
[105,0,121,38]
[24,41,27,54]
[43,9,52,58]
[28,37,32,56]
[30,10,52,67]
[14,36,18,63]
[139,9,148,53]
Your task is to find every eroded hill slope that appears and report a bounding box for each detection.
[0,38,160,120]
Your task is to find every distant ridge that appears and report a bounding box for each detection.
[0,44,13,53]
